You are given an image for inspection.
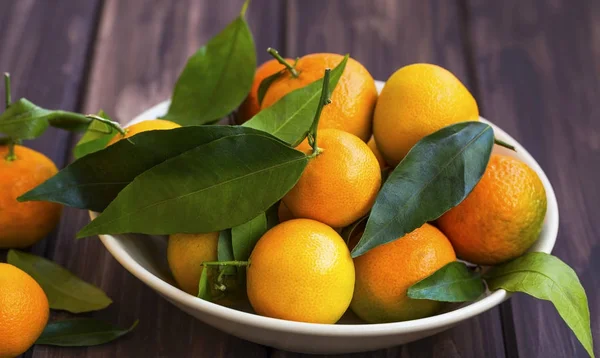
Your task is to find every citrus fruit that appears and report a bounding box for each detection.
[261,53,377,141]
[367,136,387,169]
[0,145,62,248]
[373,63,479,165]
[167,232,218,295]
[0,263,49,357]
[437,154,547,265]
[350,223,456,323]
[237,58,291,123]
[282,129,381,228]
[277,201,294,223]
[107,119,181,146]
[247,218,355,324]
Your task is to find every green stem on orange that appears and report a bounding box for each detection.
[494,137,516,151]
[267,47,299,78]
[85,114,127,136]
[307,68,332,156]
[3,72,16,161]
[202,260,249,267]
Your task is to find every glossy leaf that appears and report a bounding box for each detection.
[231,212,267,261]
[484,253,594,358]
[7,250,112,313]
[74,110,117,159]
[218,229,236,275]
[408,261,485,302]
[0,98,51,139]
[197,267,212,301]
[257,69,285,106]
[351,122,494,257]
[77,133,308,237]
[35,319,138,346]
[243,55,348,146]
[163,1,255,125]
[20,126,270,212]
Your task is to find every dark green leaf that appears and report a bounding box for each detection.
[197,266,212,301]
[7,250,112,313]
[74,110,117,159]
[341,215,368,244]
[265,202,280,230]
[351,122,494,257]
[218,229,236,275]
[19,126,270,212]
[257,69,285,106]
[484,253,594,358]
[47,114,91,132]
[77,133,308,237]
[0,98,51,139]
[35,319,138,347]
[163,2,255,125]
[243,55,348,146]
[231,213,267,261]
[408,261,485,302]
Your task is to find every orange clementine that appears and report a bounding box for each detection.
[437,154,547,265]
[283,129,381,228]
[107,119,181,146]
[237,58,291,123]
[367,136,387,169]
[261,53,377,141]
[167,232,219,295]
[0,145,62,248]
[247,219,355,324]
[0,263,49,357]
[350,223,456,323]
[373,63,479,165]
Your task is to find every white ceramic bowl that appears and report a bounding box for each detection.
[96,81,559,354]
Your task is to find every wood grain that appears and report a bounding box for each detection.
[278,1,506,357]
[31,0,282,357]
[466,0,600,356]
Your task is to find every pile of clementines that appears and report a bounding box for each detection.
[157,54,546,324]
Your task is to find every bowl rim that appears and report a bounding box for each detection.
[97,81,559,337]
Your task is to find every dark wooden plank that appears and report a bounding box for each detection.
[466,0,600,357]
[31,0,282,357]
[277,1,506,357]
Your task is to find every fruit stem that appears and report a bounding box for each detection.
[267,47,299,78]
[202,260,249,267]
[494,137,516,152]
[308,68,332,156]
[85,114,128,136]
[3,72,16,161]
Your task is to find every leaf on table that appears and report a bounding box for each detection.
[218,229,236,275]
[7,250,112,313]
[35,319,138,347]
[74,110,117,159]
[0,98,51,139]
[76,132,308,237]
[231,212,267,261]
[243,55,349,146]
[351,122,494,257]
[408,261,486,302]
[19,126,272,212]
[162,0,255,125]
[484,252,595,358]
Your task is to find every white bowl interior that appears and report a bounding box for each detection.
[96,81,559,353]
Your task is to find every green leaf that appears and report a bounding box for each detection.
[218,229,236,275]
[243,55,349,146]
[351,122,494,257]
[0,98,51,139]
[77,133,308,237]
[341,215,367,244]
[484,253,594,358]
[257,69,285,106]
[35,319,138,347]
[163,2,255,125]
[408,261,485,302]
[19,126,270,212]
[74,110,117,159]
[7,250,112,313]
[231,213,267,261]
[197,266,213,301]
[265,202,280,230]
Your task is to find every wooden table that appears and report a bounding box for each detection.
[1,1,597,357]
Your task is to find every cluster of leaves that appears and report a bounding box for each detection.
[7,250,137,347]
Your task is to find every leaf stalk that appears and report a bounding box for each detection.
[267,47,299,78]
